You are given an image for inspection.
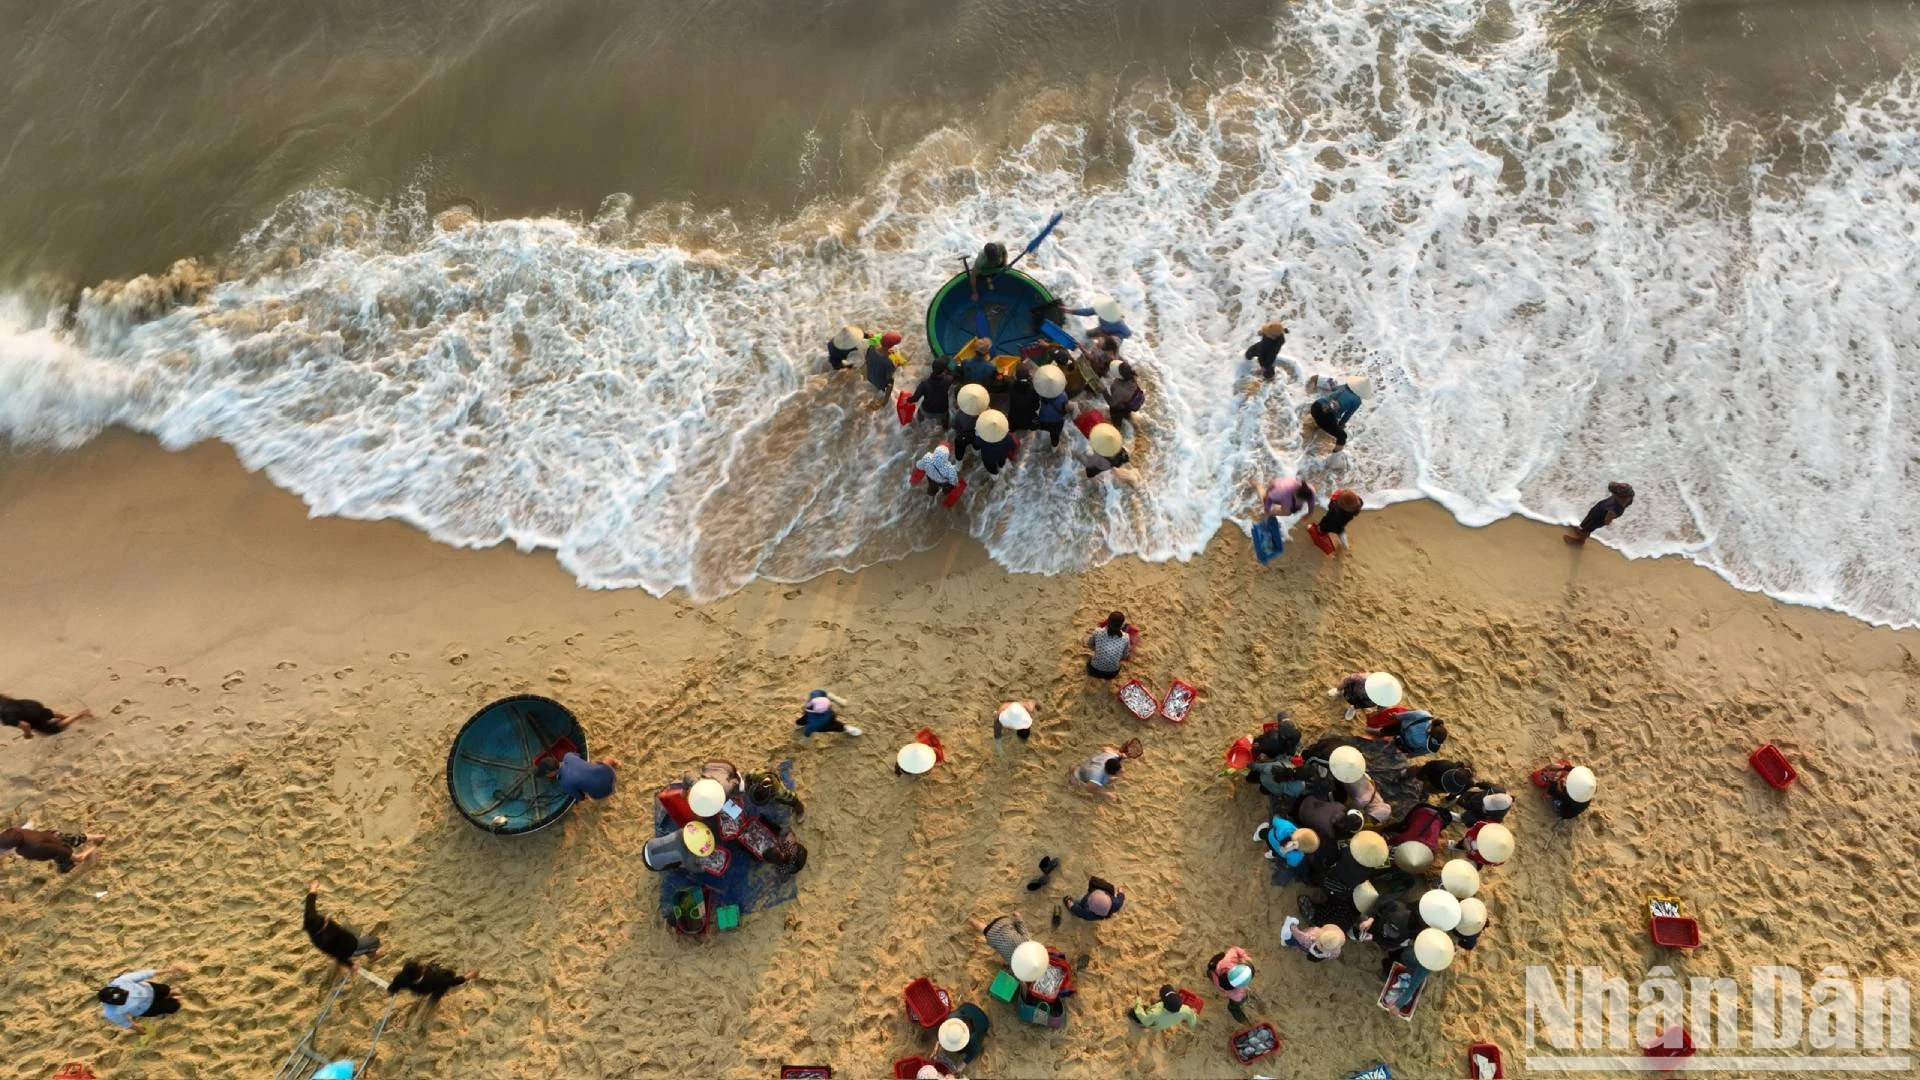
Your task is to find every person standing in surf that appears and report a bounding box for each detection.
[1564,482,1634,545]
[1308,376,1373,449]
[864,331,905,398]
[907,360,955,427]
[1245,321,1299,381]
[825,324,862,372]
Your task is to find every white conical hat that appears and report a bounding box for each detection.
[975,409,1010,443]
[1441,858,1481,899]
[1565,766,1597,802]
[897,742,937,775]
[1350,830,1389,868]
[957,383,990,416]
[998,702,1033,731]
[1354,879,1380,915]
[1010,940,1049,982]
[1456,897,1489,935]
[1347,375,1376,400]
[1092,295,1123,322]
[1393,841,1434,872]
[1089,423,1123,457]
[1329,745,1367,783]
[1033,364,1067,398]
[1475,822,1515,864]
[1364,671,1402,707]
[688,778,726,817]
[1414,927,1456,971]
[832,324,864,351]
[1419,888,1463,932]
[938,1017,970,1051]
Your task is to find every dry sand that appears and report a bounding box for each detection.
[2,432,1916,1079]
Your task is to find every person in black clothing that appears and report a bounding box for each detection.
[1415,759,1477,799]
[1251,715,1301,762]
[825,325,861,371]
[1245,321,1297,380]
[1314,490,1363,549]
[1451,783,1513,826]
[4,695,91,737]
[1565,482,1634,545]
[1006,365,1041,432]
[907,361,955,425]
[305,880,381,971]
[388,959,479,1002]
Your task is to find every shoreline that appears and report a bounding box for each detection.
[2,431,1916,1078]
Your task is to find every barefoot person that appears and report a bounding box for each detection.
[1565,482,1634,545]
[4,694,92,738]
[1085,611,1134,679]
[540,751,618,801]
[1245,321,1298,381]
[99,966,188,1033]
[305,880,381,972]
[1,825,103,873]
[1066,746,1127,803]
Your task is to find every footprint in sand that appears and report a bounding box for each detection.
[222,671,245,691]
[164,676,190,689]
[213,704,235,716]
[548,668,572,684]
[110,699,133,715]
[275,660,298,670]
[389,651,409,663]
[447,650,469,666]
[333,667,354,680]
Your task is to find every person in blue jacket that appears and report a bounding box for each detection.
[954,336,1000,388]
[1066,295,1132,339]
[1309,376,1373,448]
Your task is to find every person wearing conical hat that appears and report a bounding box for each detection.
[1032,361,1071,447]
[1540,763,1598,819]
[970,409,1017,475]
[993,699,1037,743]
[1065,294,1133,340]
[825,323,863,371]
[1244,320,1300,381]
[1452,782,1514,826]
[1282,918,1349,962]
[936,1002,991,1066]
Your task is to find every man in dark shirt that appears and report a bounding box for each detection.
[305,881,381,971]
[1565,482,1635,544]
[1062,875,1126,922]
[3,695,90,737]
[543,752,617,801]
[388,959,479,1002]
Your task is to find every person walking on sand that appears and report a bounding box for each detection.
[99,966,188,1034]
[1245,321,1300,381]
[1565,482,1634,545]
[1308,489,1364,553]
[1066,746,1127,803]
[541,751,618,801]
[1206,946,1256,1023]
[993,699,1037,743]
[1,825,104,873]
[305,880,381,972]
[1061,875,1126,922]
[4,694,92,738]
[1128,985,1199,1030]
[1085,611,1134,679]
[795,689,863,738]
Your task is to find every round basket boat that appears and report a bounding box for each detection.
[924,267,1059,360]
[445,695,587,835]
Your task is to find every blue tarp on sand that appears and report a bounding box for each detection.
[653,759,800,921]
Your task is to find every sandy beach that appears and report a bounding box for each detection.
[2,432,1916,1079]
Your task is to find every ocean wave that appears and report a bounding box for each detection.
[1,0,1915,624]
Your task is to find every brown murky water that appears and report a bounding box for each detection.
[2,0,1916,283]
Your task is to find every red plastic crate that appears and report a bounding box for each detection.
[1160,679,1198,723]
[1467,1042,1505,1078]
[1750,744,1796,789]
[902,978,953,1028]
[1649,915,1700,949]
[1229,1023,1282,1064]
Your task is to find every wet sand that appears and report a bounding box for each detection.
[2,432,1916,1078]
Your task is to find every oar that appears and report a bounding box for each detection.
[961,256,992,340]
[1006,210,1064,270]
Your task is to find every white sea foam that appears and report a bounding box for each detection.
[2,0,1916,623]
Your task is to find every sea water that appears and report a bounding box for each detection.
[1,0,1916,624]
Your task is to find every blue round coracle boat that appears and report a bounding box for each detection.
[924,267,1059,360]
[445,695,587,835]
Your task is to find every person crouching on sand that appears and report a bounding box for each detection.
[540,751,618,801]
[1309,489,1364,552]
[1,825,104,873]
[388,959,479,1004]
[1066,746,1127,803]
[1085,611,1133,679]
[1129,985,1199,1030]
[305,880,381,972]
[4,694,92,738]
[795,689,862,738]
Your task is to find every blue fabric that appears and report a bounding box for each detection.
[959,357,997,385]
[1035,393,1069,423]
[1252,517,1285,563]
[654,762,801,922]
[1318,385,1363,423]
[556,753,616,799]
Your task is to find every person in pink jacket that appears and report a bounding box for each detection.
[1206,945,1256,1022]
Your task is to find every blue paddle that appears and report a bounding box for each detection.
[1006,210,1064,270]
